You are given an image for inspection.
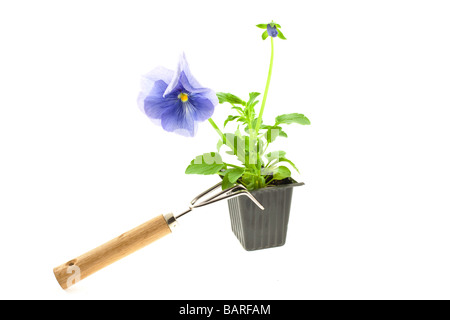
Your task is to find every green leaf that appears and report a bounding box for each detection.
[232,106,244,114]
[250,118,259,129]
[221,133,243,161]
[245,120,270,134]
[266,152,300,174]
[224,115,240,127]
[273,166,291,180]
[225,167,245,183]
[278,157,300,174]
[256,23,267,29]
[216,139,223,152]
[277,29,287,40]
[221,132,254,166]
[216,92,245,105]
[242,93,258,124]
[222,132,238,146]
[185,152,224,175]
[220,167,244,189]
[263,126,288,143]
[240,173,254,190]
[265,151,287,162]
[275,113,310,125]
[221,174,234,190]
[240,173,265,191]
[264,127,280,143]
[247,92,261,107]
[244,109,256,123]
[262,30,269,40]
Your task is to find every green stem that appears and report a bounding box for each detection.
[254,36,274,134]
[224,162,241,169]
[208,118,224,139]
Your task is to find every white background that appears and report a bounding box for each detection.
[1,0,449,300]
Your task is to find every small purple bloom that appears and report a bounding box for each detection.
[267,24,278,38]
[138,53,218,137]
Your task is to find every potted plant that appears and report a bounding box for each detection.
[138,21,310,251]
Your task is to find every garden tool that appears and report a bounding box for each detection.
[53,182,264,289]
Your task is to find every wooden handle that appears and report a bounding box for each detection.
[53,214,172,289]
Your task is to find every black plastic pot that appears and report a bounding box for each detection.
[227,182,304,251]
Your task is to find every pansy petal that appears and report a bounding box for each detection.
[141,66,174,90]
[177,52,204,91]
[194,87,219,108]
[141,80,175,119]
[267,24,278,37]
[178,71,212,95]
[137,66,174,113]
[188,95,215,121]
[164,52,204,97]
[160,104,198,137]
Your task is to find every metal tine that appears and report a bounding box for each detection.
[190,182,222,206]
[192,184,246,208]
[236,190,265,211]
[190,183,264,211]
[193,189,265,211]
[175,183,265,220]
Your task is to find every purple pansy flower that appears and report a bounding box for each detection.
[267,24,278,38]
[138,53,218,137]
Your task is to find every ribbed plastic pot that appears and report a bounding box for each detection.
[227,182,304,251]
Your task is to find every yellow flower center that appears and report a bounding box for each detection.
[178,92,189,102]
